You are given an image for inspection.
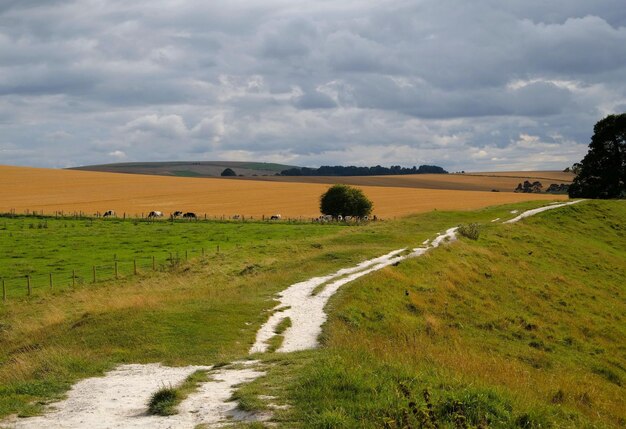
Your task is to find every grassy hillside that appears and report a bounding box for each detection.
[1,200,622,428]
[0,200,560,421]
[240,200,625,428]
[69,161,296,177]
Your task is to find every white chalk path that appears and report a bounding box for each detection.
[504,200,582,224]
[250,227,458,353]
[2,201,582,428]
[4,362,264,429]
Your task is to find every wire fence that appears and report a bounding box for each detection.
[0,245,221,303]
[0,208,328,223]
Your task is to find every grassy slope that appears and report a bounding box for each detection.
[3,201,546,419]
[2,199,616,426]
[238,200,625,428]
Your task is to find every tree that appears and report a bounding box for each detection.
[320,184,373,217]
[569,113,626,198]
[220,168,237,177]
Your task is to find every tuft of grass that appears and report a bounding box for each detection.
[147,370,209,416]
[148,386,179,416]
[457,222,481,240]
[266,317,293,353]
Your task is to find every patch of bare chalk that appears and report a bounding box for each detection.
[504,200,582,224]
[3,362,263,429]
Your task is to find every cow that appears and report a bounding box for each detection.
[171,211,183,218]
[148,211,163,219]
[103,210,115,218]
[182,212,197,219]
[270,214,282,220]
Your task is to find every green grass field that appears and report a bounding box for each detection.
[237,200,625,428]
[1,199,623,428]
[0,217,343,299]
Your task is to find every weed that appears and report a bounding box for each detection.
[148,386,179,416]
[457,223,480,240]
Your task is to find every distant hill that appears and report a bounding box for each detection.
[69,161,298,177]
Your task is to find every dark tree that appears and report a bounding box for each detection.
[569,113,626,198]
[320,184,373,217]
[220,168,237,177]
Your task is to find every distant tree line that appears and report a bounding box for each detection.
[279,164,448,176]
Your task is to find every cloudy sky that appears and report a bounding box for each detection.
[1,0,625,171]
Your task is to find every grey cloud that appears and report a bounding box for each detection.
[1,0,624,171]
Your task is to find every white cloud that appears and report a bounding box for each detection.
[108,150,126,159]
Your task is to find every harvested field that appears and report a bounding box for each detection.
[0,165,566,218]
[235,170,574,192]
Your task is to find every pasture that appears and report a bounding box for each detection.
[0,216,342,299]
[0,165,566,219]
[0,199,568,421]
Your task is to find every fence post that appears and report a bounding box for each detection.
[93,266,96,283]
[185,250,188,261]
[170,252,173,266]
[201,247,205,257]
[152,255,156,271]
[217,244,220,254]
[72,270,76,287]
[49,273,53,289]
[27,275,31,296]
[2,279,5,302]
[115,261,118,279]
[134,259,137,275]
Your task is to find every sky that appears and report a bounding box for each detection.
[1,0,625,171]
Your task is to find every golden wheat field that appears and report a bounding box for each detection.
[0,165,567,218]
[238,170,574,192]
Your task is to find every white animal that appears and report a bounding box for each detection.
[270,214,282,220]
[147,211,163,218]
[103,210,115,217]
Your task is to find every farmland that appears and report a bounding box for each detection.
[240,170,574,192]
[0,165,566,218]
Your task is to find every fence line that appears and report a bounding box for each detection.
[0,244,221,303]
[0,209,376,224]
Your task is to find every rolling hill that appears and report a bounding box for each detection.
[69,161,296,177]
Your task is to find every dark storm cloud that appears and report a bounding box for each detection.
[1,0,625,171]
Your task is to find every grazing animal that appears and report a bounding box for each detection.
[147,211,163,219]
[232,214,241,220]
[103,210,115,218]
[270,214,282,220]
[182,212,197,219]
[171,211,183,218]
